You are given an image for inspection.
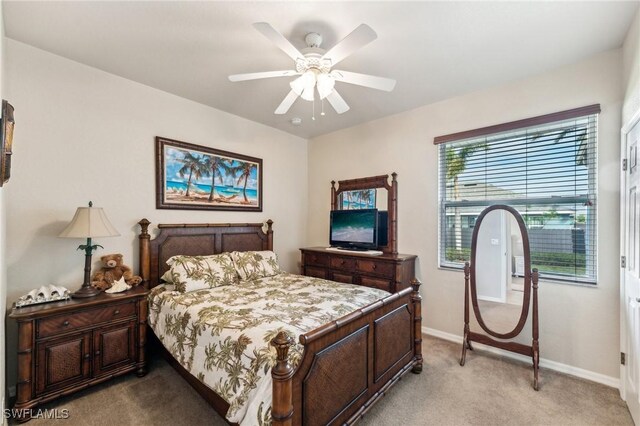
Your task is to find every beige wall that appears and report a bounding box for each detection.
[3,39,308,389]
[308,49,623,380]
[0,0,6,417]
[623,6,640,128]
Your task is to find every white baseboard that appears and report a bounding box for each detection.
[423,327,620,389]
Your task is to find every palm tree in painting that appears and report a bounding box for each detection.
[359,189,372,208]
[205,156,233,201]
[178,152,208,197]
[231,161,257,203]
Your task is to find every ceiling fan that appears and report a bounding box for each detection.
[228,22,396,116]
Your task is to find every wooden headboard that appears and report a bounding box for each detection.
[137,218,273,288]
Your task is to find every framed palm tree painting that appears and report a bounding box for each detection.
[0,100,15,187]
[156,137,262,211]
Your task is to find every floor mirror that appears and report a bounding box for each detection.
[460,204,540,390]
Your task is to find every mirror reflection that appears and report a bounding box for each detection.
[338,189,378,210]
[475,210,525,334]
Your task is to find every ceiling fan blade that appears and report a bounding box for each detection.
[331,70,396,92]
[321,24,377,66]
[326,90,350,114]
[274,90,299,115]
[253,22,304,62]
[229,70,298,82]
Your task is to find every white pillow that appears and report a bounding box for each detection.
[166,253,239,292]
[160,269,174,284]
[231,250,281,281]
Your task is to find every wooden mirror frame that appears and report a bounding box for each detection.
[331,173,397,254]
[460,204,540,390]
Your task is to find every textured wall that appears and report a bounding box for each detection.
[308,49,623,380]
[3,39,308,390]
[623,8,640,128]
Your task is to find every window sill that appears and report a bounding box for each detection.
[437,265,598,287]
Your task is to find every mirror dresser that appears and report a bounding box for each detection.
[301,173,417,293]
[300,248,416,293]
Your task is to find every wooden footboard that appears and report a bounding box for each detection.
[271,279,422,426]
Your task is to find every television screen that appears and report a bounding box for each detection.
[330,209,378,249]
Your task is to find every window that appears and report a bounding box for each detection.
[437,105,599,284]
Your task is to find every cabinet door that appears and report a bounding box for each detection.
[93,320,136,377]
[36,331,92,395]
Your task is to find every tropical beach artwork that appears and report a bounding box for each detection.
[156,137,262,211]
[340,189,376,210]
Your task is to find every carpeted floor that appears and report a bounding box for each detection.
[10,335,633,425]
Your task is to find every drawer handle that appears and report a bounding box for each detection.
[95,350,101,356]
[84,354,90,359]
[62,321,70,327]
[114,309,120,315]
[372,264,377,270]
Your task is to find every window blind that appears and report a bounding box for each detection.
[437,107,599,284]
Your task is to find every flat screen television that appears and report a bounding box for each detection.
[329,209,379,250]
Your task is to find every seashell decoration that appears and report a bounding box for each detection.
[16,285,70,308]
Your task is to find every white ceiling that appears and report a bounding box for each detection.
[4,1,638,139]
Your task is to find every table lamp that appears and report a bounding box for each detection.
[58,201,120,298]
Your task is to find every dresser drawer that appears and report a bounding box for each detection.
[331,257,357,271]
[357,260,395,277]
[332,272,355,284]
[305,252,329,267]
[38,302,136,338]
[305,266,328,279]
[360,277,392,292]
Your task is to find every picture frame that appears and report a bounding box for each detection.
[0,100,15,187]
[156,137,262,211]
[340,189,376,210]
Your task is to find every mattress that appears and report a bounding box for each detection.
[148,272,390,425]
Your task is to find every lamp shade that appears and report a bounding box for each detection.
[58,205,120,238]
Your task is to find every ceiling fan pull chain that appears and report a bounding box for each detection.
[321,99,326,117]
[312,97,316,121]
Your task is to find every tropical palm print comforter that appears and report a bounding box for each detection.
[148,272,390,426]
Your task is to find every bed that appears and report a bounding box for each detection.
[138,219,422,425]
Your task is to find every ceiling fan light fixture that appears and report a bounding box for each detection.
[316,73,335,99]
[290,70,315,96]
[300,86,315,102]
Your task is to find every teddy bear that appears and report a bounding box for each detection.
[91,253,142,291]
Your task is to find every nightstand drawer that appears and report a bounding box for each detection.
[357,260,394,277]
[331,257,357,271]
[38,302,136,338]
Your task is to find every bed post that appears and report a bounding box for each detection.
[271,331,294,426]
[389,172,398,255]
[265,219,274,251]
[331,180,337,210]
[138,218,151,288]
[411,278,423,373]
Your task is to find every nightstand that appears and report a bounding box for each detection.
[8,286,149,422]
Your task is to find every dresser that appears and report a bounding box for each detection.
[9,286,148,422]
[300,247,417,293]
